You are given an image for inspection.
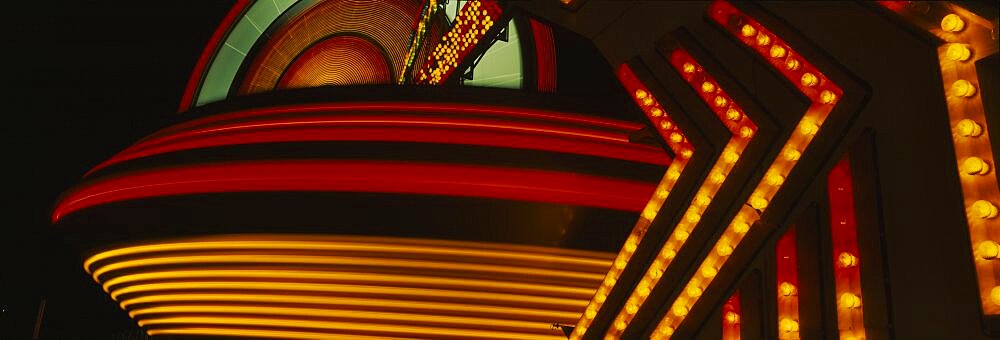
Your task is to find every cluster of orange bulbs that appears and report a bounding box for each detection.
[417,0,497,85]
[570,64,693,340]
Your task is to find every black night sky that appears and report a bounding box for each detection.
[4,1,233,338]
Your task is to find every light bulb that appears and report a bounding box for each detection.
[796,120,820,135]
[838,252,858,268]
[667,168,681,180]
[681,148,693,158]
[749,195,769,210]
[839,292,861,309]
[695,194,712,206]
[626,302,639,314]
[801,73,818,87]
[635,89,649,99]
[625,238,638,252]
[741,24,757,37]
[642,97,655,106]
[991,286,1000,305]
[820,90,837,104]
[951,79,977,97]
[757,33,771,46]
[955,119,983,137]
[675,229,690,241]
[717,242,734,256]
[585,306,597,318]
[766,171,785,186]
[786,58,801,71]
[971,200,999,219]
[650,107,664,117]
[615,319,627,330]
[702,81,716,93]
[660,120,673,130]
[740,126,754,138]
[779,282,797,296]
[686,286,703,297]
[701,266,718,278]
[670,132,683,143]
[715,96,728,108]
[726,108,742,121]
[725,311,741,324]
[946,44,972,61]
[770,45,787,58]
[710,171,726,184]
[940,14,965,32]
[975,241,1000,260]
[779,318,799,333]
[673,304,689,316]
[686,211,701,223]
[961,157,990,175]
[734,221,751,234]
[604,276,617,286]
[682,62,696,73]
[784,148,802,161]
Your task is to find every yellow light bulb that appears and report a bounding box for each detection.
[585,306,597,318]
[650,107,664,117]
[673,304,689,316]
[741,24,757,37]
[714,96,728,108]
[695,194,712,206]
[635,89,648,99]
[642,97,655,106]
[660,120,673,130]
[779,282,797,296]
[801,73,818,87]
[956,119,983,137]
[682,62,696,73]
[757,32,771,46]
[675,229,690,241]
[686,211,701,223]
[779,318,799,333]
[637,283,651,297]
[784,148,802,161]
[765,171,785,186]
[838,252,858,268]
[946,44,972,61]
[702,81,716,93]
[723,149,740,163]
[686,286,703,297]
[663,248,677,260]
[625,239,638,252]
[749,195,769,210]
[668,132,683,143]
[614,258,627,270]
[642,205,657,220]
[656,188,669,199]
[615,319,627,330]
[734,221,751,234]
[740,126,754,138]
[975,241,1000,260]
[940,14,965,32]
[770,45,787,58]
[726,311,741,324]
[701,266,718,278]
[717,242,734,256]
[799,120,820,135]
[991,286,1000,305]
[820,90,837,104]
[681,148,693,158]
[951,79,977,97]
[667,168,681,180]
[726,108,742,121]
[626,302,639,314]
[710,171,726,184]
[786,58,801,71]
[962,157,991,175]
[595,292,607,303]
[971,200,999,219]
[838,292,861,309]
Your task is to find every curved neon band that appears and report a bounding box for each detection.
[56,161,655,222]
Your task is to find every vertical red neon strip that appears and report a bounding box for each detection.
[530,18,557,92]
[722,292,741,340]
[776,228,800,339]
[827,156,866,339]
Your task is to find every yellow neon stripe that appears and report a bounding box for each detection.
[147,327,414,340]
[119,293,580,320]
[102,269,594,297]
[131,305,557,331]
[109,281,587,308]
[84,238,610,273]
[140,316,566,340]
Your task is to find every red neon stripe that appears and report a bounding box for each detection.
[178,0,250,113]
[55,161,656,222]
[722,291,741,340]
[776,227,799,339]
[90,125,669,176]
[529,18,557,92]
[149,102,645,143]
[827,156,866,338]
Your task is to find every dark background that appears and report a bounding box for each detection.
[3,1,233,338]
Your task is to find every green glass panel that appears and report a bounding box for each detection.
[464,19,522,89]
